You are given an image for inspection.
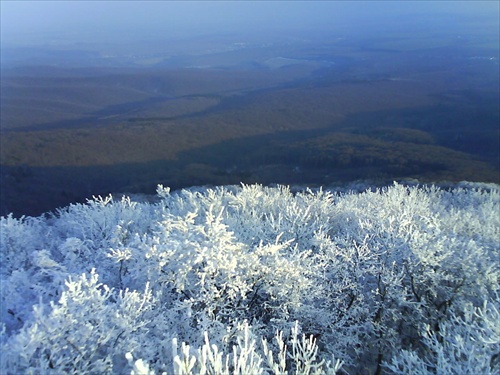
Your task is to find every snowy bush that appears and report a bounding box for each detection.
[1,182,498,374]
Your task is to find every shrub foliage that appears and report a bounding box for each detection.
[1,182,499,374]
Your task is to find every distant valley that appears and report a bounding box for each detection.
[1,32,498,217]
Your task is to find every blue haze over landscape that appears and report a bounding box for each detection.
[0,1,499,217]
[2,1,499,43]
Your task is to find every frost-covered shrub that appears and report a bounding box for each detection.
[385,300,500,375]
[0,214,49,277]
[1,182,498,374]
[2,270,153,373]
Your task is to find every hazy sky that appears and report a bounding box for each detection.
[1,1,499,45]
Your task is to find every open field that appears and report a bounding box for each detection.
[1,32,499,217]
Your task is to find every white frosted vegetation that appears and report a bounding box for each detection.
[1,182,498,374]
